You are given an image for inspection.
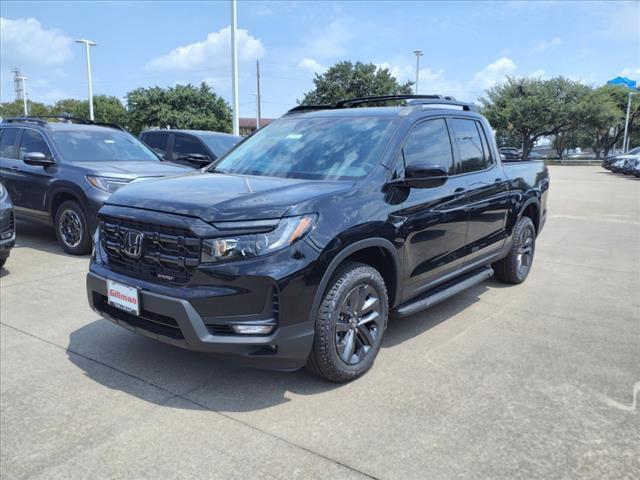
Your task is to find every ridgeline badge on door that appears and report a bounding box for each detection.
[122,230,143,259]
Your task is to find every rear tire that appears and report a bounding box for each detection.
[307,261,389,383]
[493,216,536,284]
[54,200,91,255]
[0,258,6,269]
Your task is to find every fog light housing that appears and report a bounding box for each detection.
[231,324,275,335]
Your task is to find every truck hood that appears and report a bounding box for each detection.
[105,171,353,222]
[73,161,190,178]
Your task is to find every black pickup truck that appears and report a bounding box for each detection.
[87,95,549,382]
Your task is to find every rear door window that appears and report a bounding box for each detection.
[173,135,208,161]
[19,129,53,159]
[0,128,21,159]
[143,132,169,157]
[450,118,490,174]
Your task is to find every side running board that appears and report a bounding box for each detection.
[395,267,494,317]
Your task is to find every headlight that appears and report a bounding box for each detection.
[201,214,317,263]
[86,175,133,193]
[0,182,6,198]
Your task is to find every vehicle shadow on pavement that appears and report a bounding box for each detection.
[66,283,493,412]
[66,320,341,412]
[13,220,87,258]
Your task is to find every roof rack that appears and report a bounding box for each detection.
[1,115,126,131]
[285,94,477,116]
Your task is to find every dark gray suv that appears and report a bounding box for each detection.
[140,129,242,169]
[0,117,189,254]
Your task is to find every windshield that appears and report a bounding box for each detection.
[211,116,398,180]
[199,134,241,156]
[51,129,159,162]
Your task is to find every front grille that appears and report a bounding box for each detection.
[93,292,184,340]
[8,211,14,232]
[100,216,201,284]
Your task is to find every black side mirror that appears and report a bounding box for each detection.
[23,152,54,167]
[403,162,448,188]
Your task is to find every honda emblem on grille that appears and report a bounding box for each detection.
[122,230,144,259]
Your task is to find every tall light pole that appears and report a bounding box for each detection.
[413,50,423,94]
[622,91,638,153]
[230,0,240,136]
[75,39,97,121]
[16,76,28,115]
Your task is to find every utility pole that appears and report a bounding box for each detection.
[75,39,97,121]
[256,60,261,129]
[12,67,24,102]
[16,76,28,115]
[413,50,423,94]
[622,91,638,153]
[230,0,240,136]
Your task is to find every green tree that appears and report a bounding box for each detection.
[300,61,413,105]
[126,83,231,135]
[0,100,50,118]
[579,85,640,157]
[51,96,127,126]
[481,77,589,159]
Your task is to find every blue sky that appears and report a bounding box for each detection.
[1,0,638,119]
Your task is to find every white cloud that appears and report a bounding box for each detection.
[298,58,326,74]
[148,26,265,70]
[0,17,72,65]
[620,67,640,78]
[530,37,562,54]
[375,62,413,81]
[473,57,517,89]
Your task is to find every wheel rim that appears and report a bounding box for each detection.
[59,209,83,248]
[516,227,534,277]
[335,283,383,366]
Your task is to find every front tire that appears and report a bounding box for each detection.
[54,200,91,255]
[493,216,536,284]
[307,261,389,383]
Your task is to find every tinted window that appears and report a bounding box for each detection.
[143,133,169,157]
[403,118,454,175]
[19,129,52,159]
[213,116,398,180]
[199,134,241,156]
[173,135,208,160]
[450,118,490,173]
[0,128,20,159]
[51,129,158,162]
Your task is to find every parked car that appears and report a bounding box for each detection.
[0,182,15,269]
[499,147,521,160]
[603,147,640,170]
[610,157,629,173]
[621,156,640,175]
[140,130,242,169]
[527,151,547,160]
[0,116,190,255]
[87,94,549,382]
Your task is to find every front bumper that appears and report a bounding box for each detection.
[87,268,316,371]
[0,232,15,259]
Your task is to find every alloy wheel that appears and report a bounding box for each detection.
[58,209,83,248]
[335,283,384,365]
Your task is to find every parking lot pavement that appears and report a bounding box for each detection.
[1,166,638,479]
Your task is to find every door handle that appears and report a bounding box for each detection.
[10,166,19,171]
[494,178,503,183]
[453,187,466,198]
